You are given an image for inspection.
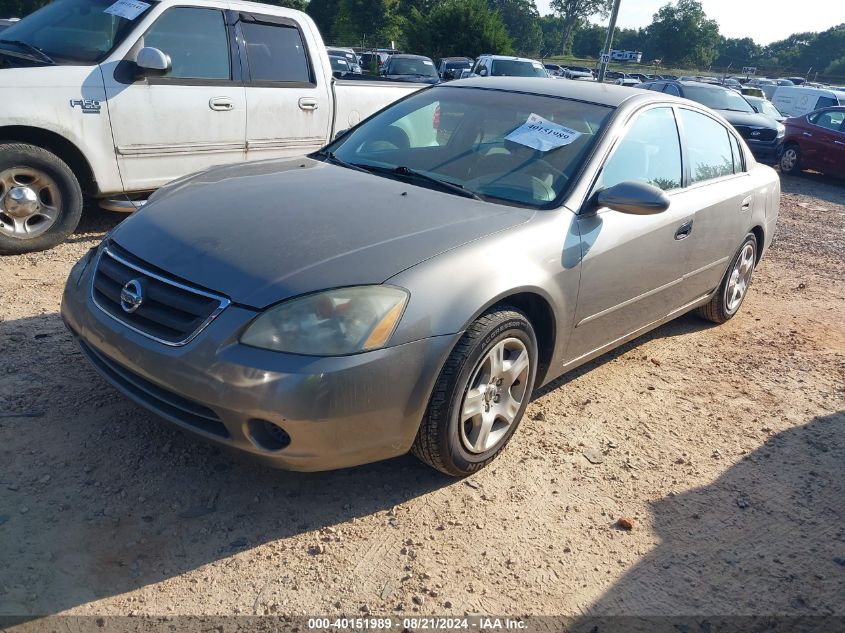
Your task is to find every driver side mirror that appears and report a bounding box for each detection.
[333,128,349,141]
[596,181,670,215]
[135,47,171,78]
[479,68,488,77]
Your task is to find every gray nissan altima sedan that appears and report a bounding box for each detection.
[61,78,780,476]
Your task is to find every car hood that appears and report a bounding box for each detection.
[110,158,533,309]
[714,109,778,129]
[384,74,439,84]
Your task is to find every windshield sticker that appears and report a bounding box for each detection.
[423,60,433,65]
[505,113,583,152]
[103,0,150,20]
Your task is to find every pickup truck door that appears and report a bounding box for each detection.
[102,4,246,192]
[235,12,333,161]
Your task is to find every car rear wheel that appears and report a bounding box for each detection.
[412,307,538,477]
[0,143,83,255]
[779,143,801,175]
[696,233,758,324]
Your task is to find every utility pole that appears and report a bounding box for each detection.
[597,0,622,83]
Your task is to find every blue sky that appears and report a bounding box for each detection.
[533,0,844,45]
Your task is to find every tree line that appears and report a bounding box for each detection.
[3,0,843,77]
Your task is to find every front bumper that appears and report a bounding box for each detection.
[61,251,454,471]
[746,139,782,164]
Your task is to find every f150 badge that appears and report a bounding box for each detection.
[69,98,101,114]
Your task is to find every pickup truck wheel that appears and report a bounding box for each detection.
[0,143,83,255]
[412,307,538,477]
[695,233,758,324]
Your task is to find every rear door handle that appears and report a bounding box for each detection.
[209,97,234,111]
[299,97,319,111]
[674,220,693,240]
[741,195,752,211]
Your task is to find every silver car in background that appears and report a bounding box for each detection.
[62,79,780,476]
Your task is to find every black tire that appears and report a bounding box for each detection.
[412,306,538,477]
[0,143,83,255]
[779,143,801,175]
[696,233,758,324]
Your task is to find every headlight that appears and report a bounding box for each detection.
[240,286,409,356]
[776,123,785,138]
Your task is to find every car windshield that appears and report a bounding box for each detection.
[683,85,755,113]
[387,57,437,77]
[0,0,155,64]
[491,60,547,77]
[325,86,613,208]
[329,56,349,72]
[759,100,782,118]
[446,61,470,71]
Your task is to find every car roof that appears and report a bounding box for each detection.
[389,54,432,60]
[446,77,680,107]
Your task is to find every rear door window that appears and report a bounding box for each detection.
[680,109,735,184]
[241,20,312,83]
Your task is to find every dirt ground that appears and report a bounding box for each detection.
[0,173,843,621]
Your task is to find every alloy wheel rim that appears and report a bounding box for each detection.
[0,167,61,240]
[459,337,530,454]
[725,243,755,313]
[781,148,797,171]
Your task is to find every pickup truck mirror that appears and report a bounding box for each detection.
[135,47,171,77]
[333,129,349,141]
[479,68,488,77]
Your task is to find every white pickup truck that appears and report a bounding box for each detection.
[0,0,423,254]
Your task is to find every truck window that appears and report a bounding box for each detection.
[241,21,311,84]
[815,96,839,110]
[143,8,229,80]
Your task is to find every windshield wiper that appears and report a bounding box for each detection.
[388,166,483,201]
[313,150,373,175]
[0,40,54,65]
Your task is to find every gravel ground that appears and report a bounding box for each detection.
[0,173,843,619]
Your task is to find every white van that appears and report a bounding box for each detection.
[771,86,845,118]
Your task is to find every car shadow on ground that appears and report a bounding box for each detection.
[0,312,452,617]
[566,408,845,631]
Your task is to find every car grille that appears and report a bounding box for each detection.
[735,126,777,142]
[91,245,229,346]
[79,340,229,438]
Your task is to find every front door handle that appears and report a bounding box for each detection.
[674,220,693,240]
[209,97,234,111]
[741,195,752,211]
[803,132,813,137]
[299,97,319,111]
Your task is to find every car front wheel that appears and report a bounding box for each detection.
[412,307,538,477]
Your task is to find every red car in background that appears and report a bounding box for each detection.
[779,106,845,178]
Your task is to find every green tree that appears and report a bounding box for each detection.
[406,0,512,60]
[549,0,611,55]
[714,36,761,70]
[826,56,845,77]
[539,14,565,55]
[489,0,542,55]
[570,22,604,57]
[647,0,719,67]
[325,0,402,47]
